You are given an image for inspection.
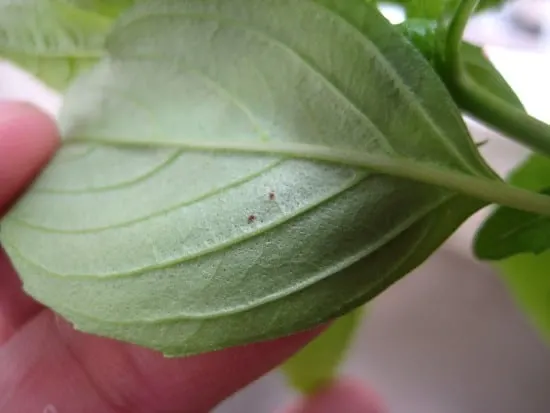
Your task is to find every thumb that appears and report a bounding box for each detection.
[0,101,59,214]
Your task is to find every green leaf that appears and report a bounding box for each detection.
[478,155,550,344]
[62,0,135,18]
[498,155,550,193]
[0,0,113,91]
[388,0,505,18]
[398,19,439,63]
[384,0,448,19]
[475,186,550,260]
[475,155,550,260]
[399,19,525,112]
[403,0,448,19]
[461,42,525,112]
[281,307,364,394]
[0,0,510,356]
[498,252,550,345]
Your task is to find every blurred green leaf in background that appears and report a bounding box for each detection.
[477,155,550,345]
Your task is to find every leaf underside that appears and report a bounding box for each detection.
[0,0,495,356]
[62,0,136,18]
[0,0,137,90]
[475,186,550,260]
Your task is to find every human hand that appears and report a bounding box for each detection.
[0,101,386,413]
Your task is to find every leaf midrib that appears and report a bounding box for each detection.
[3,168,372,278]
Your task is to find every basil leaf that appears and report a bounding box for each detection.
[462,42,525,112]
[1,0,498,356]
[498,253,550,345]
[477,155,550,344]
[281,307,364,394]
[62,0,135,18]
[475,155,550,260]
[389,0,505,18]
[0,0,112,91]
[398,19,438,64]
[475,187,550,260]
[401,0,448,19]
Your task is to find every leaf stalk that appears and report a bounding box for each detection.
[442,0,550,156]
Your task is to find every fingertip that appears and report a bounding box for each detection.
[282,377,387,413]
[0,101,59,210]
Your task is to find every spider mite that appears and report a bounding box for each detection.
[268,191,276,201]
[247,214,256,224]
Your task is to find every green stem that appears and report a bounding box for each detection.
[67,137,550,217]
[444,0,479,79]
[442,0,550,156]
[456,78,550,156]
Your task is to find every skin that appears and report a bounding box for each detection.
[0,101,386,413]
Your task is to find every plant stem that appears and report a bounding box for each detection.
[442,0,550,156]
[444,0,479,79]
[68,137,550,217]
[456,78,550,156]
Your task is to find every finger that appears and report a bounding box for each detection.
[281,377,387,413]
[0,101,59,343]
[0,100,59,213]
[0,311,322,413]
[0,249,43,344]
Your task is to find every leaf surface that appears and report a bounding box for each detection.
[388,0,506,18]
[1,0,498,355]
[0,0,124,90]
[475,186,550,260]
[62,0,135,18]
[498,253,550,345]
